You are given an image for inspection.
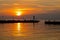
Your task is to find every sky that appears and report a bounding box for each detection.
[0,0,60,16]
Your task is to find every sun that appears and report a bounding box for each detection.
[16,11,22,16]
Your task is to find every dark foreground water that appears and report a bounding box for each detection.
[0,20,60,40]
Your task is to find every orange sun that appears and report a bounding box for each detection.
[16,11,22,16]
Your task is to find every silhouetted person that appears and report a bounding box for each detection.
[33,16,35,20]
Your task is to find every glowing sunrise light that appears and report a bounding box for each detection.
[16,11,22,16]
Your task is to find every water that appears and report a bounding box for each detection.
[0,20,60,40]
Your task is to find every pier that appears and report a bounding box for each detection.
[0,16,39,23]
[45,20,60,25]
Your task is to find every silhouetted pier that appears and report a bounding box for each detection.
[0,16,39,23]
[0,20,39,23]
[45,20,60,25]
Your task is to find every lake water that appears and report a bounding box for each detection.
[0,20,60,40]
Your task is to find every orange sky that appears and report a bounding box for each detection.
[0,0,60,16]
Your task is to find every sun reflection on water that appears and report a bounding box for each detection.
[13,23,22,36]
[17,23,21,31]
[16,23,27,36]
[12,23,29,36]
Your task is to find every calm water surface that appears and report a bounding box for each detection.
[0,20,60,40]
